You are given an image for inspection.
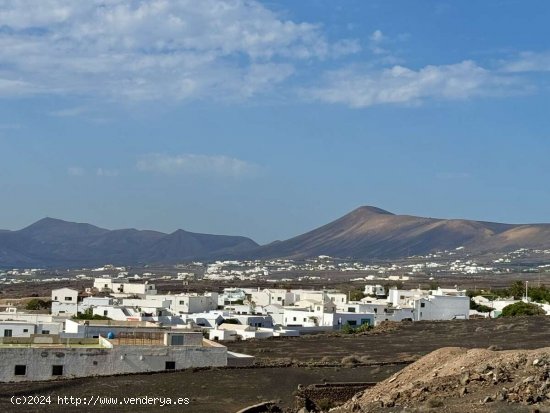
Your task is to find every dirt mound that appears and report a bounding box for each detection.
[335,346,550,412]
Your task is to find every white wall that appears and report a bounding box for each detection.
[0,322,35,337]
[51,288,78,304]
[414,295,470,321]
[0,339,226,382]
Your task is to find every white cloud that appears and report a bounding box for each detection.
[0,0,358,101]
[501,51,550,73]
[370,30,384,43]
[67,166,85,176]
[136,153,257,178]
[305,60,524,108]
[96,168,119,177]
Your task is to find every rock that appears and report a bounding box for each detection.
[523,376,535,384]
[470,373,483,381]
[459,387,468,396]
[533,359,540,366]
[460,372,470,385]
[482,396,493,404]
[496,390,507,401]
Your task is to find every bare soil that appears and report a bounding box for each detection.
[0,317,549,412]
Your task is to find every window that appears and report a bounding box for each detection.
[420,303,425,308]
[347,320,357,326]
[23,329,28,333]
[348,307,355,313]
[65,297,72,301]
[277,297,282,301]
[52,365,63,376]
[103,310,108,316]
[374,308,378,313]
[293,317,296,321]
[179,300,185,305]
[14,365,26,376]
[42,330,50,335]
[165,361,176,370]
[54,296,58,300]
[170,335,184,346]
[4,329,12,337]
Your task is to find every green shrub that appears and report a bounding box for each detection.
[501,301,546,317]
[25,299,51,310]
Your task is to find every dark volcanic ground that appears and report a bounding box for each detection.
[1,317,549,413]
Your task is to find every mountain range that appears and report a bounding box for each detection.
[1,206,550,267]
[0,218,258,267]
[245,206,550,259]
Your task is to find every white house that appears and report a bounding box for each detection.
[0,321,36,338]
[51,288,78,304]
[52,296,114,317]
[0,332,228,382]
[364,284,385,297]
[247,288,295,307]
[413,294,470,321]
[93,277,157,297]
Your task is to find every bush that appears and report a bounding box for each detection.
[25,299,50,310]
[72,308,111,320]
[341,322,371,334]
[340,323,356,334]
[501,301,546,317]
[349,290,365,301]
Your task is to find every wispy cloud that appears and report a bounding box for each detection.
[0,0,358,102]
[96,168,119,177]
[136,154,258,178]
[305,60,525,108]
[50,106,88,117]
[501,51,550,73]
[67,166,85,176]
[369,29,387,55]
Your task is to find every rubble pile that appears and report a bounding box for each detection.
[335,346,550,412]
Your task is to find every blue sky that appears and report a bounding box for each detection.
[0,0,549,244]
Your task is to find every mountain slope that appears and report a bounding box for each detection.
[0,219,258,267]
[244,206,550,259]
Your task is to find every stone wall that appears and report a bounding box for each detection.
[295,382,376,411]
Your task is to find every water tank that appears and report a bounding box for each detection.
[106,332,115,339]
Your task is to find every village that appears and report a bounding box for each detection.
[0,266,548,384]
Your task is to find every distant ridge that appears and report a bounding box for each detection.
[240,206,550,260]
[1,206,550,267]
[0,218,258,267]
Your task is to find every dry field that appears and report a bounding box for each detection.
[0,317,549,412]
